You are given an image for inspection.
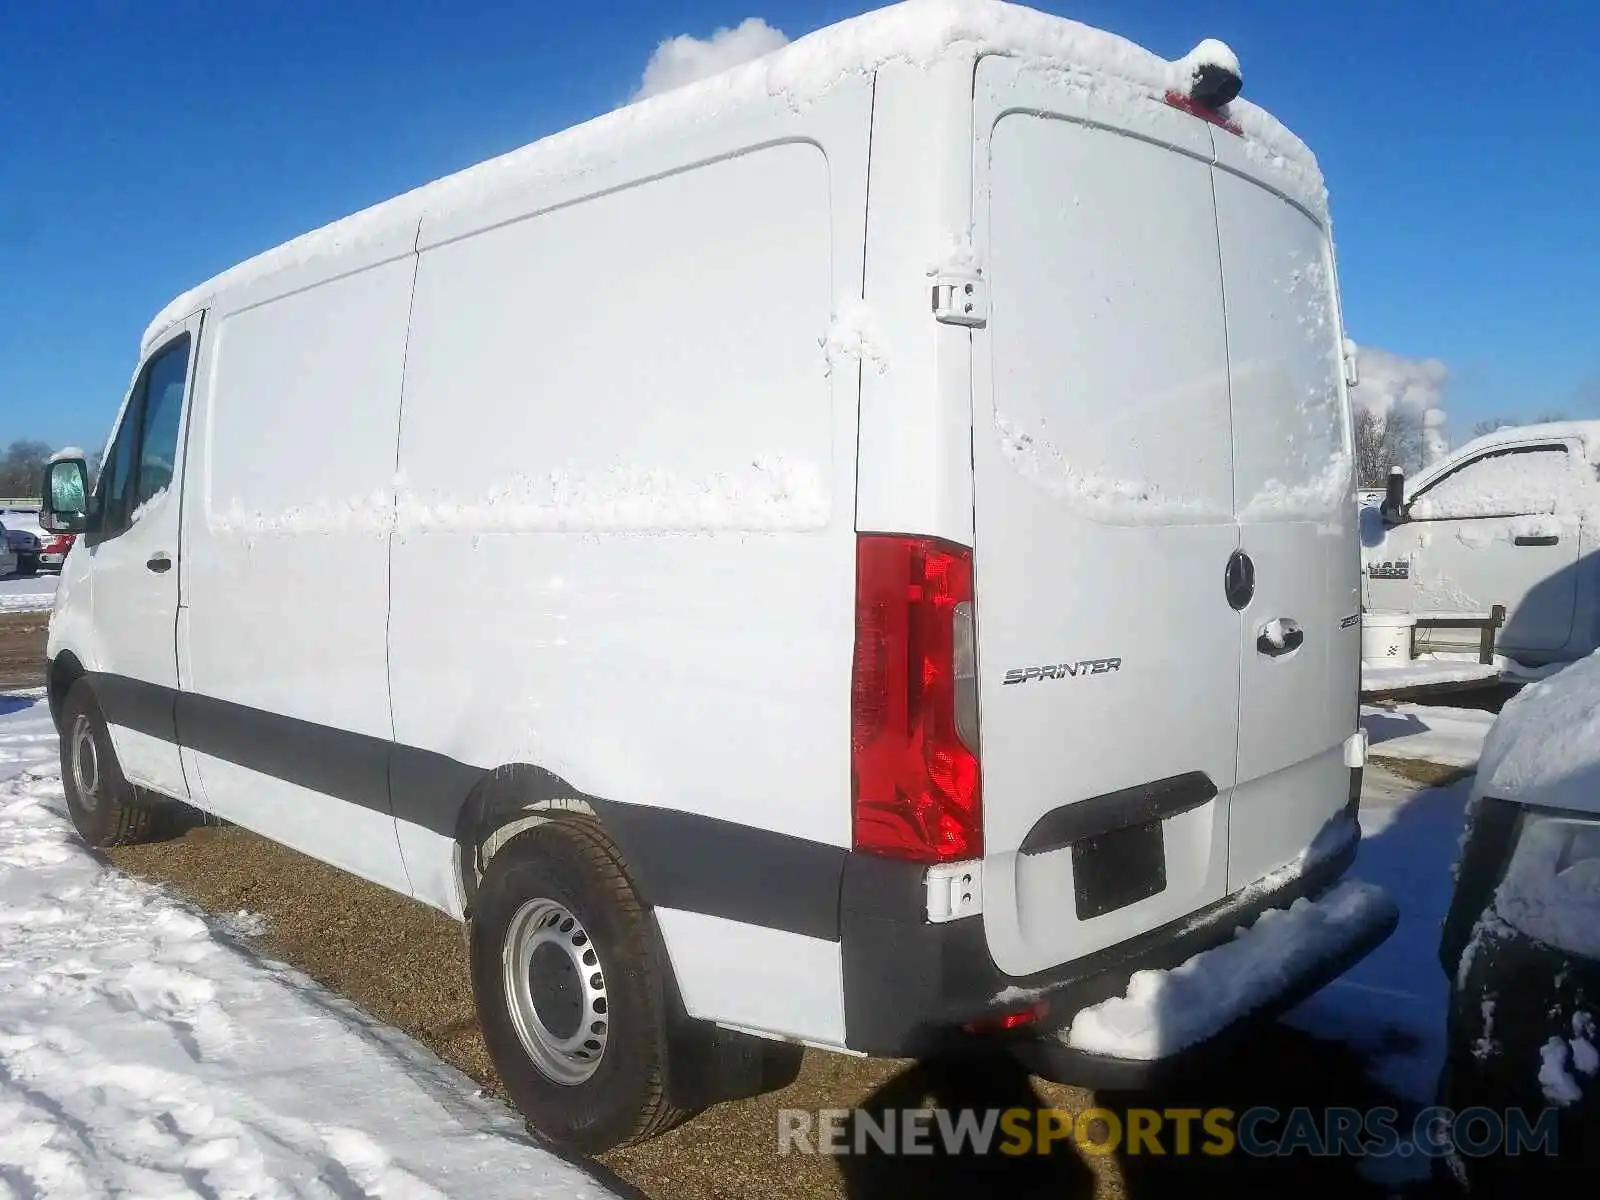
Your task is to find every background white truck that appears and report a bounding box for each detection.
[1364,421,1600,670]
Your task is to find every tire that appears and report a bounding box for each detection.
[16,554,37,576]
[469,818,689,1154]
[58,682,164,847]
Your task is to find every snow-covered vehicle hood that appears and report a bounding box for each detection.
[1475,651,1600,815]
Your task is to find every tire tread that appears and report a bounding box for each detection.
[544,817,689,1146]
[59,682,166,849]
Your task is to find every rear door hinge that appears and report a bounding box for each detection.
[1343,337,1360,389]
[932,275,988,328]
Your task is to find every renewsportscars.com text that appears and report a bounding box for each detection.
[777,1105,1560,1160]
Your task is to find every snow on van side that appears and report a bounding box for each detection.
[994,414,1220,523]
[208,458,832,538]
[142,0,1324,355]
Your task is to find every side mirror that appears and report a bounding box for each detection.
[1379,467,1406,523]
[40,455,90,535]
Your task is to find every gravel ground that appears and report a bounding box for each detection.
[102,820,1437,1200]
[6,611,1447,1197]
[0,609,51,689]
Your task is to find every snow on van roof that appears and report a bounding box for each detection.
[141,0,1323,356]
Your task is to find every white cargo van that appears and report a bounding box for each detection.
[1365,421,1600,667]
[42,0,1393,1153]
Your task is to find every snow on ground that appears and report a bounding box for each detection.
[1361,703,1495,769]
[0,574,57,613]
[0,696,617,1200]
[1286,766,1471,1104]
[1360,659,1500,697]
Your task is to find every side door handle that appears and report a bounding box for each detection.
[1513,534,1559,547]
[1257,617,1304,657]
[146,552,173,574]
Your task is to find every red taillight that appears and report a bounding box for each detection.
[851,534,981,862]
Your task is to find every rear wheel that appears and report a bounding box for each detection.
[59,682,164,847]
[469,818,688,1154]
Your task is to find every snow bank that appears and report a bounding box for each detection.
[1360,659,1500,697]
[142,0,1322,355]
[1474,647,1600,815]
[0,700,616,1199]
[0,576,58,613]
[1063,880,1395,1060]
[1360,703,1494,769]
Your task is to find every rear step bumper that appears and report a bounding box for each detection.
[840,809,1395,1084]
[1014,878,1397,1090]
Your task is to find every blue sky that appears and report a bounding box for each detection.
[2,0,1595,453]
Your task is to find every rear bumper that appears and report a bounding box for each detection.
[840,802,1394,1086]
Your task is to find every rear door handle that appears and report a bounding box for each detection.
[1257,618,1304,657]
[1514,535,1559,547]
[146,552,172,573]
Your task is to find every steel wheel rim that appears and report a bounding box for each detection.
[70,714,100,812]
[502,898,609,1086]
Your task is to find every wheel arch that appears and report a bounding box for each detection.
[451,762,611,918]
[47,651,87,734]
[454,763,803,1116]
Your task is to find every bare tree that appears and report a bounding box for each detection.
[1471,411,1569,440]
[0,440,52,499]
[1471,417,1512,439]
[1354,408,1426,488]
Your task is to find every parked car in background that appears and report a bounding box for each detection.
[1439,652,1600,1188]
[0,508,44,574]
[39,531,76,571]
[1364,422,1600,670]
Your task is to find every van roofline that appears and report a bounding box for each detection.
[140,0,1322,358]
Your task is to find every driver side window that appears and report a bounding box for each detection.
[1409,445,1572,521]
[91,334,192,540]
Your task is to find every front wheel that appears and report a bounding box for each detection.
[58,682,164,847]
[469,819,688,1154]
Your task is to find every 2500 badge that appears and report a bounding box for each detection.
[1003,657,1123,685]
[1365,559,1410,580]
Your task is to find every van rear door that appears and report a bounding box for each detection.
[970,58,1240,978]
[1212,149,1360,890]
